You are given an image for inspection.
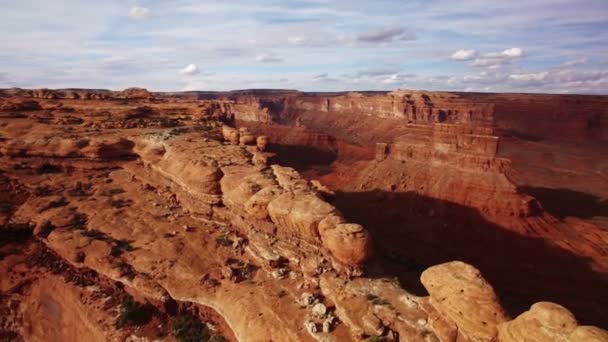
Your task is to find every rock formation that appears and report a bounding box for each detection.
[421,261,508,341]
[498,302,608,342]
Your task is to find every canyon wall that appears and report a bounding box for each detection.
[8,87,607,142]
[469,93,608,142]
[175,89,608,143]
[370,123,540,218]
[293,90,495,126]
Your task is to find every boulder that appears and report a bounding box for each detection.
[256,135,269,151]
[320,223,371,266]
[244,186,284,220]
[420,261,508,341]
[157,153,223,197]
[267,192,338,241]
[569,326,608,342]
[498,302,608,342]
[221,125,240,145]
[239,131,255,146]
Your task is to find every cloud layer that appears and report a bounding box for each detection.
[0,0,606,94]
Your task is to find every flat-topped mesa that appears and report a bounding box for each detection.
[188,89,496,127]
[290,90,495,125]
[370,123,541,218]
[1,87,153,100]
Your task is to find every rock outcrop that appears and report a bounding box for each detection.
[363,123,541,218]
[498,302,608,342]
[421,261,508,341]
[135,130,372,272]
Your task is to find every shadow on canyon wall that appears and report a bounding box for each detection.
[498,128,545,142]
[519,186,608,221]
[267,143,337,176]
[333,190,608,328]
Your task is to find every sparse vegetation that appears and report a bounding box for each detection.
[67,182,93,198]
[215,235,233,247]
[420,328,433,338]
[36,163,62,174]
[172,314,211,342]
[116,296,151,328]
[82,229,110,241]
[110,239,135,257]
[37,221,55,237]
[365,294,388,306]
[41,196,69,212]
[117,261,136,280]
[110,199,131,208]
[67,212,88,230]
[34,185,53,197]
[223,258,259,283]
[101,187,125,196]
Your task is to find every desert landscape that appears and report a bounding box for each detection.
[2,0,608,341]
[0,87,607,341]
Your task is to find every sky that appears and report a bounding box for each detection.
[1,0,607,94]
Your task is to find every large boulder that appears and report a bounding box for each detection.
[498,302,608,342]
[238,128,255,146]
[320,223,371,266]
[221,125,240,145]
[267,192,338,241]
[570,326,608,342]
[156,151,223,198]
[256,135,269,151]
[420,261,508,341]
[244,185,284,220]
[220,166,276,211]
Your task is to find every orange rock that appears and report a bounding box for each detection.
[420,261,508,341]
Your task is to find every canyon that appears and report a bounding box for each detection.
[1,87,607,342]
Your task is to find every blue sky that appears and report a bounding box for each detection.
[0,0,607,94]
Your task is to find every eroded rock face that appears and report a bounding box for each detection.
[498,302,608,342]
[268,192,337,241]
[421,261,508,341]
[363,123,541,219]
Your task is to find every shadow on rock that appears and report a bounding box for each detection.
[519,186,608,220]
[333,190,608,328]
[267,144,337,176]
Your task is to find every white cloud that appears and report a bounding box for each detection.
[357,27,416,43]
[128,6,151,19]
[509,72,548,82]
[502,47,525,58]
[256,54,284,63]
[557,58,587,68]
[179,64,200,75]
[451,49,477,61]
[472,47,526,67]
